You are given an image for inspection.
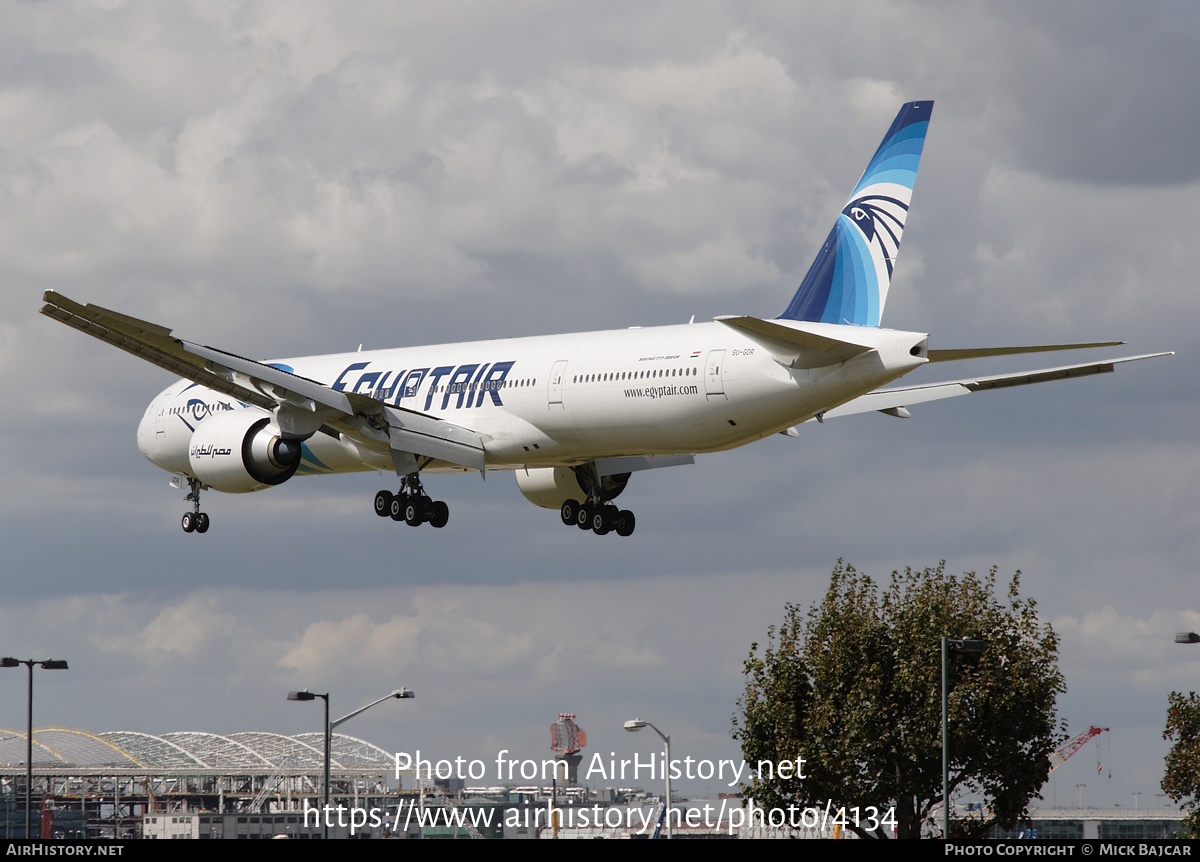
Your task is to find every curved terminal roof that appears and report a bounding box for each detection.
[0,728,393,773]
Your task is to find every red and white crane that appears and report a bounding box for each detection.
[1049,725,1109,774]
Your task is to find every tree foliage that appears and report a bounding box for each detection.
[1162,691,1200,837]
[733,561,1065,838]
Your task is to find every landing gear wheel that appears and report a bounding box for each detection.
[404,498,426,526]
[591,506,615,535]
[374,490,394,517]
[429,500,449,528]
[616,509,635,537]
[181,477,207,535]
[389,497,405,522]
[561,499,580,526]
[576,503,593,530]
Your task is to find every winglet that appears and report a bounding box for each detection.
[779,101,933,327]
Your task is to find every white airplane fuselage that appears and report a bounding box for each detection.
[137,320,928,481]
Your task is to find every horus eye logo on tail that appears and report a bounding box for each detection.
[780,101,932,328]
[843,194,907,281]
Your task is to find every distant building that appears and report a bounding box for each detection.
[989,808,1184,840]
[0,726,400,839]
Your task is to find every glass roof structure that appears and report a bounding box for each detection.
[0,728,393,773]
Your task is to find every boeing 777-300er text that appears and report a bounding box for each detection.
[41,102,1171,536]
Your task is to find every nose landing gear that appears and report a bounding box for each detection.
[180,477,210,534]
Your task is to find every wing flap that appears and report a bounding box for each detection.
[822,383,971,418]
[385,407,486,472]
[593,454,695,477]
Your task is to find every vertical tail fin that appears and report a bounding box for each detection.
[779,101,932,327]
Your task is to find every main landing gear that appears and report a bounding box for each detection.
[559,499,636,537]
[180,477,210,534]
[373,474,449,529]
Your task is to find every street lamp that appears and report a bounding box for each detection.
[1175,632,1200,644]
[289,688,414,838]
[941,638,987,839]
[2,658,69,839]
[625,718,671,838]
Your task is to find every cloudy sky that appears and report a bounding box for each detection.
[2,0,1198,814]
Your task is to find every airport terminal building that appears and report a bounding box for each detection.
[0,727,400,839]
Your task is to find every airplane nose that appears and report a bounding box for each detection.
[137,391,193,474]
[137,403,156,462]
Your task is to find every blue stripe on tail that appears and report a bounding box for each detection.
[779,101,933,327]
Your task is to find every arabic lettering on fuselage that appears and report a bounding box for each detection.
[331,360,517,411]
[189,443,233,458]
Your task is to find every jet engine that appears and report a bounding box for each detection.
[515,466,628,509]
[188,412,303,493]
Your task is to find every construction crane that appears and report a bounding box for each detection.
[1048,726,1109,774]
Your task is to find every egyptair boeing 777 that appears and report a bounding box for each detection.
[41,102,1170,537]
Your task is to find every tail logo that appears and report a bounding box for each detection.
[844,193,907,281]
[779,101,932,328]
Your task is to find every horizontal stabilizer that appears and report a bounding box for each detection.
[715,315,874,368]
[927,342,1123,363]
[821,352,1172,420]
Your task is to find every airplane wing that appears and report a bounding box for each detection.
[820,352,1174,420]
[40,291,486,472]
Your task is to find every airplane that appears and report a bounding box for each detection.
[40,101,1171,537]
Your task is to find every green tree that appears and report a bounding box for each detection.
[1162,691,1200,837]
[733,561,1065,839]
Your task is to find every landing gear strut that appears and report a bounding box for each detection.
[180,477,210,534]
[373,474,449,529]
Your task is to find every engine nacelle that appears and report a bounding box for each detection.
[188,412,302,493]
[515,467,586,510]
[514,466,629,509]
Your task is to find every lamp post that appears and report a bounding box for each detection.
[289,688,414,838]
[2,658,68,839]
[287,690,329,836]
[941,638,987,839]
[1176,632,1200,644]
[624,718,671,838]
